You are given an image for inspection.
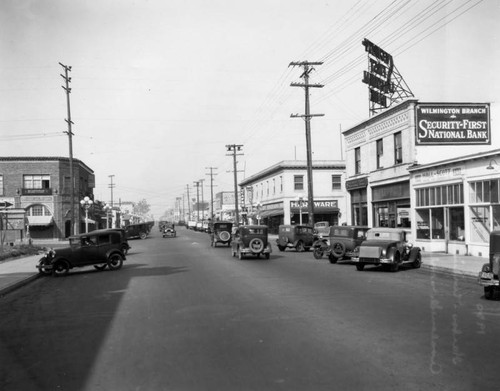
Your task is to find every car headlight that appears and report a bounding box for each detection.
[381,248,387,257]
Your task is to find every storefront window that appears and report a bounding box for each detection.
[470,206,489,243]
[449,207,465,241]
[416,209,430,239]
[493,205,500,230]
[431,208,444,239]
[377,206,389,227]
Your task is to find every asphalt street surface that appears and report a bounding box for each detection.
[1,227,499,390]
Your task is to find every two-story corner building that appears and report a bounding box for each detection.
[343,99,418,229]
[239,160,347,234]
[0,156,95,241]
[343,98,496,258]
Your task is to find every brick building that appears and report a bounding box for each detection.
[0,157,95,241]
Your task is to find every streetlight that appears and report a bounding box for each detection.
[80,196,93,233]
[103,204,112,229]
[297,195,304,225]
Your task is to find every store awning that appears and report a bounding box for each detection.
[259,209,283,218]
[27,215,54,226]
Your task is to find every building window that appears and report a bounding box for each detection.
[394,132,402,164]
[27,204,51,216]
[24,175,50,189]
[355,147,361,174]
[331,175,341,190]
[294,175,304,191]
[469,179,500,243]
[280,176,283,193]
[266,181,269,196]
[273,178,276,195]
[0,175,3,196]
[376,139,383,169]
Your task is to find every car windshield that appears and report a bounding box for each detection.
[332,228,352,237]
[366,231,402,241]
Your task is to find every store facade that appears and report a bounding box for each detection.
[343,99,495,258]
[240,160,347,234]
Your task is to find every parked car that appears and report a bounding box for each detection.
[276,224,315,252]
[352,227,422,272]
[314,221,330,238]
[478,230,500,300]
[36,229,127,276]
[313,225,369,263]
[231,225,272,260]
[210,221,233,247]
[187,221,197,230]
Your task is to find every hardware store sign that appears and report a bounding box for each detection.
[416,103,490,145]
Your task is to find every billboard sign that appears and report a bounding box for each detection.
[415,103,490,145]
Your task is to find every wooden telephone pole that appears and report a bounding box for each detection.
[290,61,324,226]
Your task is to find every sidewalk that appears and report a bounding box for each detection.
[0,246,486,297]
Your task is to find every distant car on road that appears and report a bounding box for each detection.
[276,224,315,252]
[352,227,421,272]
[210,221,233,247]
[314,221,330,238]
[231,225,272,260]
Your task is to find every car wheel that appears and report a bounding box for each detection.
[139,231,147,240]
[94,263,107,271]
[249,238,264,253]
[390,252,400,272]
[355,264,364,271]
[37,257,52,276]
[313,248,324,259]
[328,253,338,264]
[53,260,70,276]
[331,242,346,259]
[219,231,231,242]
[296,241,305,252]
[484,286,495,300]
[412,251,422,268]
[107,253,123,270]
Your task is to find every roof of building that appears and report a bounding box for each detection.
[408,148,500,172]
[239,160,346,186]
[0,156,94,173]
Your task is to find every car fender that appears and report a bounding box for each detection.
[408,247,421,262]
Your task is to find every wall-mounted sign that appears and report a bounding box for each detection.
[415,103,490,145]
[290,199,338,212]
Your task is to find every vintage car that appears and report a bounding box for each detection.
[124,221,154,240]
[314,221,331,238]
[162,223,176,238]
[313,225,369,263]
[478,230,500,300]
[210,221,233,247]
[37,229,127,276]
[276,224,315,252]
[231,225,272,260]
[352,227,422,272]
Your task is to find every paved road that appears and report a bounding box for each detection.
[1,227,499,390]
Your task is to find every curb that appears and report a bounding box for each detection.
[0,274,40,297]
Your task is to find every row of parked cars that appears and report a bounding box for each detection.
[206,220,422,272]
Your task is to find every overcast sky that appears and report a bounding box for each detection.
[1,0,499,218]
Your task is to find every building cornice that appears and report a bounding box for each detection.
[0,156,94,174]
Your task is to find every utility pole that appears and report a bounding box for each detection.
[186,185,191,220]
[108,175,115,207]
[290,61,324,226]
[60,62,76,235]
[206,167,217,220]
[199,178,205,220]
[226,144,243,226]
[193,181,200,221]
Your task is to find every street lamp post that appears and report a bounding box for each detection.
[80,196,93,233]
[298,195,304,225]
[103,204,112,229]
